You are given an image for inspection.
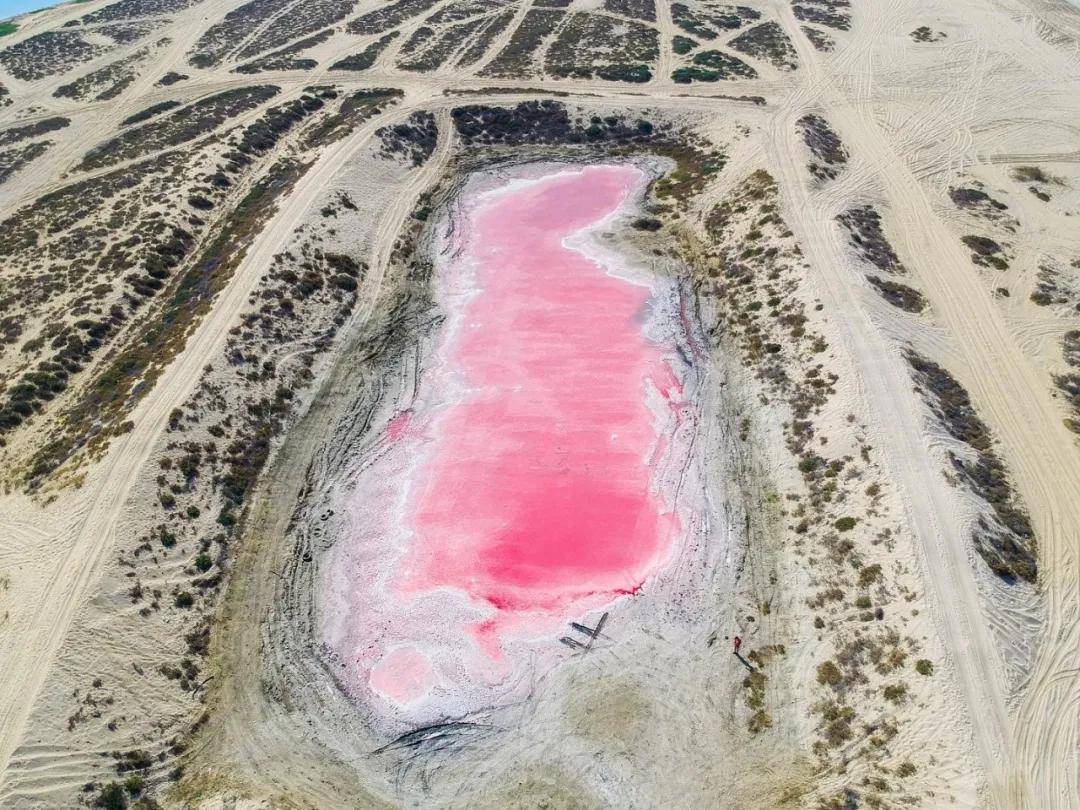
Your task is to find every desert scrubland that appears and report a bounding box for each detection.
[0,0,1077,807]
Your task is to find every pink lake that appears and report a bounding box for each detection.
[324,164,688,714]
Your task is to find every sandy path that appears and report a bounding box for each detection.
[770,5,1080,808]
[653,0,675,84]
[0,100,450,792]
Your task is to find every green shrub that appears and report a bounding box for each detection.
[194,553,212,572]
[834,516,857,532]
[817,660,842,686]
[94,782,127,809]
[882,683,908,703]
[858,564,882,587]
[672,66,719,83]
[915,659,934,676]
[174,591,194,608]
[596,64,652,83]
[672,35,698,54]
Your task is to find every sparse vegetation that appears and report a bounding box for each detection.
[837,205,905,274]
[0,116,69,148]
[672,50,756,83]
[544,13,658,82]
[867,276,926,313]
[801,25,834,51]
[480,9,564,78]
[79,85,280,171]
[330,32,399,72]
[729,21,799,70]
[793,1,850,32]
[234,28,330,74]
[961,234,1009,270]
[671,3,758,40]
[905,350,1037,582]
[797,113,847,181]
[376,111,439,166]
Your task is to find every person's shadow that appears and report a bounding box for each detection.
[733,651,755,671]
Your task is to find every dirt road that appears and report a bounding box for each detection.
[767,4,1080,808]
[0,101,450,795]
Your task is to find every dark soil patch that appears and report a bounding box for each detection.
[836,205,905,274]
[905,350,1037,583]
[867,276,925,313]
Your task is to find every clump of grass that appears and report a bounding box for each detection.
[817,660,842,687]
[815,700,855,748]
[672,35,698,54]
[961,234,1009,270]
[744,669,772,732]
[858,564,882,587]
[93,782,127,809]
[883,683,908,704]
[1011,165,1060,185]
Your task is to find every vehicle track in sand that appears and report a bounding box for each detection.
[0,100,450,795]
[771,3,1080,808]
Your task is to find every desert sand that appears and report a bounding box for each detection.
[0,0,1076,807]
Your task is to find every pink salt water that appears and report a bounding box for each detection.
[326,164,687,713]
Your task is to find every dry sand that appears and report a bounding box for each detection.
[0,0,1077,806]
